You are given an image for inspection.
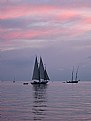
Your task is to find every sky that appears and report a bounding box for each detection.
[0,0,91,81]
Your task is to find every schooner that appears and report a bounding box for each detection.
[31,56,50,84]
[66,66,80,83]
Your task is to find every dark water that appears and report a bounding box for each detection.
[1,81,91,121]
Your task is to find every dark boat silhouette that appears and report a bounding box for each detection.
[23,82,29,85]
[31,56,50,85]
[66,66,80,83]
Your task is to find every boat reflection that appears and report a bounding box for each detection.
[32,84,48,120]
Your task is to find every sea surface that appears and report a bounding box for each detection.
[1,81,91,121]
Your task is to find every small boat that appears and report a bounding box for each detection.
[66,66,80,83]
[23,82,29,85]
[31,56,50,85]
[13,81,15,83]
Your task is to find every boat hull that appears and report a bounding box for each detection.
[66,80,79,83]
[31,81,48,85]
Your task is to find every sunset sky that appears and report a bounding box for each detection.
[0,0,91,81]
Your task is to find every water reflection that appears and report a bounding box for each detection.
[32,84,48,121]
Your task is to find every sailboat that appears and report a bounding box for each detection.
[66,66,80,83]
[31,56,50,85]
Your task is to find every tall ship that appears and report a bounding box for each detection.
[66,66,80,83]
[31,56,50,85]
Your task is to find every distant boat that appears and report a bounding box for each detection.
[31,56,50,85]
[66,66,80,83]
[23,82,29,85]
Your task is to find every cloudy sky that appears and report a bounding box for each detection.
[0,0,91,81]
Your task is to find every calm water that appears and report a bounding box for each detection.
[1,81,91,121]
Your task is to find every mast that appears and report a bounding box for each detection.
[71,66,74,81]
[32,56,39,81]
[75,66,79,81]
[39,57,45,81]
[13,76,15,83]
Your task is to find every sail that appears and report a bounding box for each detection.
[44,68,50,80]
[39,57,45,80]
[32,56,39,80]
[75,66,79,81]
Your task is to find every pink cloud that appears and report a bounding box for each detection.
[0,4,56,19]
[0,26,84,42]
[0,28,56,41]
[0,3,85,19]
[83,17,91,24]
[0,3,91,47]
[0,3,91,26]
[0,30,40,40]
